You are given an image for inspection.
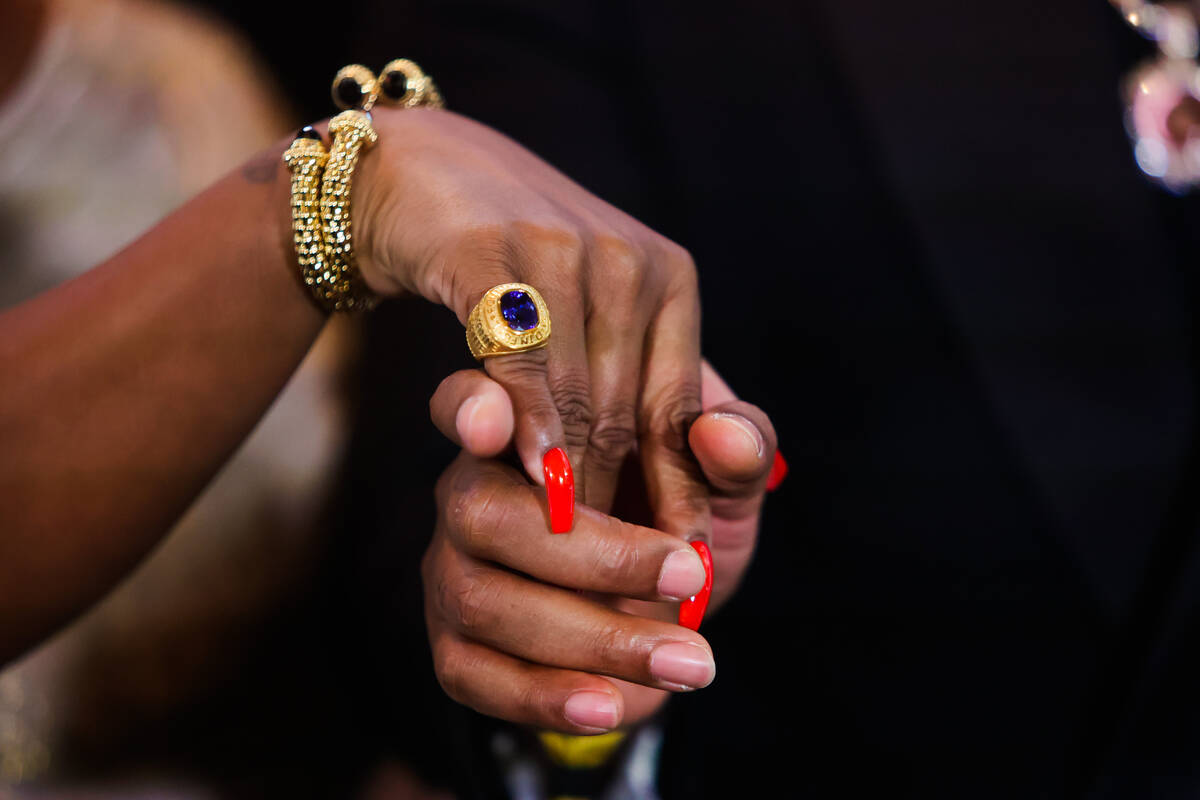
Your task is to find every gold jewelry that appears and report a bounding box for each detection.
[284,58,443,312]
[283,127,340,307]
[317,110,379,312]
[466,283,552,360]
[331,63,379,111]
[377,58,445,109]
[282,123,376,312]
[332,60,444,112]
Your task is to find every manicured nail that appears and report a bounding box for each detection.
[658,548,708,600]
[649,642,716,689]
[543,447,575,533]
[713,412,764,458]
[564,690,619,730]
[766,450,788,492]
[677,540,713,631]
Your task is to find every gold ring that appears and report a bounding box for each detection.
[466,283,552,360]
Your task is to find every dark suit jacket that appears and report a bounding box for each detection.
[198,0,1200,795]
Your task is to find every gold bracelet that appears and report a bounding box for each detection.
[319,110,379,312]
[282,127,343,308]
[283,59,443,313]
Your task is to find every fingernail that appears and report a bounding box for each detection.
[658,548,707,600]
[649,642,716,689]
[563,690,619,730]
[766,450,788,492]
[678,540,713,631]
[713,412,764,458]
[543,447,575,533]
[455,396,482,443]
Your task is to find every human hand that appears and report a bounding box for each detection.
[422,362,778,732]
[352,107,706,542]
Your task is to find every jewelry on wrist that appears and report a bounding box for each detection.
[283,126,347,308]
[320,110,379,312]
[282,59,443,313]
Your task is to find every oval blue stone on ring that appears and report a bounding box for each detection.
[500,289,539,331]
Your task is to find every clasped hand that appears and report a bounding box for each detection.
[423,363,777,733]
[342,107,777,733]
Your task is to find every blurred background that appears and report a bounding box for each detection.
[9,0,1200,798]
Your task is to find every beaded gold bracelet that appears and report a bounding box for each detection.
[282,59,443,312]
[319,111,378,311]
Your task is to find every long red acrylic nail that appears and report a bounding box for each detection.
[543,447,575,533]
[678,541,713,631]
[766,450,788,492]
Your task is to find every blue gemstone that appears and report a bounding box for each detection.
[500,290,539,331]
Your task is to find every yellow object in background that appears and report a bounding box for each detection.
[538,730,628,769]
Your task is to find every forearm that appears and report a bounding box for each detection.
[0,144,324,663]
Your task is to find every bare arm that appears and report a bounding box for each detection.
[0,145,320,663]
[0,105,709,668]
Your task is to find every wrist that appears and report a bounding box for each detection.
[349,123,405,298]
[242,136,328,321]
[279,58,443,310]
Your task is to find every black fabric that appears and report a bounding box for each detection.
[192,0,1200,795]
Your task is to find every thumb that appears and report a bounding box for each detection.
[693,362,778,515]
[690,361,778,608]
[430,369,515,457]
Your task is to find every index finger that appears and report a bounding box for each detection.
[637,260,710,545]
[447,234,579,533]
[435,453,708,601]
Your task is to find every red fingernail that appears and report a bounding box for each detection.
[766,450,788,492]
[678,541,713,631]
[543,447,575,533]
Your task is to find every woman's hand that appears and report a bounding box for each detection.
[423,362,778,732]
[354,108,707,541]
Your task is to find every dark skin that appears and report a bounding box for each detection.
[0,141,316,661]
[0,9,753,735]
[424,363,775,732]
[0,109,713,678]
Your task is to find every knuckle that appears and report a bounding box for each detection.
[452,224,518,266]
[515,679,553,722]
[592,233,646,286]
[660,239,697,275]
[454,481,504,555]
[432,642,469,704]
[518,223,586,274]
[438,467,481,530]
[490,348,549,386]
[667,484,710,524]
[591,527,643,585]
[588,402,638,473]
[549,370,593,448]
[642,380,703,453]
[660,242,699,297]
[446,568,504,634]
[588,623,635,674]
[430,565,461,623]
[489,353,565,432]
[675,264,700,300]
[443,224,521,312]
[434,468,453,511]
